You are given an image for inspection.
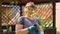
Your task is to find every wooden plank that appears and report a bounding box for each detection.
[0,2,2,34]
[0,0,52,5]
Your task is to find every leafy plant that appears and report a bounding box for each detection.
[38,16,45,30]
[38,16,53,29]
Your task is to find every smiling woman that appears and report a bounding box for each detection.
[16,2,44,34]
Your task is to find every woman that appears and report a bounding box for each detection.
[16,2,44,34]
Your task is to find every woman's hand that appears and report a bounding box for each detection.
[39,26,44,34]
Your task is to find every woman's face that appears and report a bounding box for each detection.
[24,7,34,18]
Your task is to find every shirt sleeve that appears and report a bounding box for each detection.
[33,18,41,27]
[37,19,41,25]
[16,16,23,25]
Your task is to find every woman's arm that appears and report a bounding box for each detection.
[16,24,29,34]
[39,26,44,34]
[34,18,44,34]
[15,24,37,34]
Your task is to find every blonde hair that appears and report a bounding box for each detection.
[23,2,36,18]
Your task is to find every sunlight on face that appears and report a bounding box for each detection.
[24,7,35,18]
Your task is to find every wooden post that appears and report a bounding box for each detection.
[20,5,23,16]
[52,0,56,28]
[52,0,56,34]
[0,1,2,34]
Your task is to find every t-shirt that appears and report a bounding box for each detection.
[16,16,41,34]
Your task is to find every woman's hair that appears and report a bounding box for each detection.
[23,2,36,18]
[25,2,36,9]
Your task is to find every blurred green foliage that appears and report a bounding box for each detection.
[56,31,60,34]
[38,16,53,29]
